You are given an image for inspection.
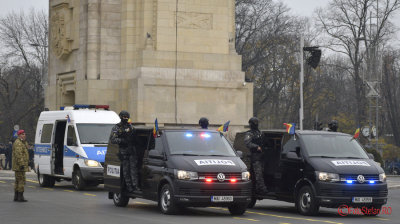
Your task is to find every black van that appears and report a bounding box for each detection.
[104,128,252,215]
[233,130,388,216]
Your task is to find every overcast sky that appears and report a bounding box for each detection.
[0,0,398,43]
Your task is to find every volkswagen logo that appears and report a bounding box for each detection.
[357,175,365,183]
[217,173,225,182]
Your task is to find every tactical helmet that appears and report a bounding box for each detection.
[119,110,130,121]
[199,117,209,129]
[248,117,259,130]
[328,120,338,132]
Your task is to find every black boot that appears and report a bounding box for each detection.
[14,191,18,201]
[17,192,28,202]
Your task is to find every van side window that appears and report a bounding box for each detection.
[41,124,53,143]
[67,126,78,146]
[282,135,299,154]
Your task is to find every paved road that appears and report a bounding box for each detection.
[0,171,399,224]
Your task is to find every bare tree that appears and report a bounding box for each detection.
[0,9,48,142]
[381,50,400,146]
[316,0,400,127]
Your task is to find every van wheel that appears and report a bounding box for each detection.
[296,186,319,216]
[38,171,55,187]
[159,184,178,214]
[228,203,247,215]
[248,197,257,208]
[113,192,130,207]
[72,169,86,190]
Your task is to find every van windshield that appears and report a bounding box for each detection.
[165,131,237,157]
[302,135,369,159]
[76,124,115,144]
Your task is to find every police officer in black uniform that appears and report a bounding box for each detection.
[199,117,209,129]
[244,117,268,194]
[110,111,139,192]
[328,120,338,132]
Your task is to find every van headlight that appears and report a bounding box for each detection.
[316,171,340,182]
[242,171,250,181]
[84,159,101,167]
[175,170,198,180]
[379,173,386,182]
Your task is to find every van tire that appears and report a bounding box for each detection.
[72,169,86,190]
[248,197,257,208]
[38,171,55,187]
[296,186,319,216]
[113,192,130,207]
[159,184,178,215]
[228,203,247,215]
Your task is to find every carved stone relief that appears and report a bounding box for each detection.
[176,12,213,30]
[51,3,73,58]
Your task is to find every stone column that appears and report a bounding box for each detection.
[86,0,100,80]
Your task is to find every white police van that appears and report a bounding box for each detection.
[34,105,120,190]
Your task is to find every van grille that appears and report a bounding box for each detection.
[340,174,379,181]
[178,188,251,196]
[197,172,242,181]
[319,189,388,197]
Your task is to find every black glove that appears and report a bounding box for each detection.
[20,165,25,170]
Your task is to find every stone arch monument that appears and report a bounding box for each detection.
[47,0,253,128]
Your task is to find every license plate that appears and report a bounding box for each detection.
[211,196,233,202]
[352,197,373,203]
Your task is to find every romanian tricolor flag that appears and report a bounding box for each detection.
[153,118,159,138]
[353,127,360,139]
[283,123,296,135]
[217,121,230,132]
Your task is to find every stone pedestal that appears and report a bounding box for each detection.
[47,0,253,129]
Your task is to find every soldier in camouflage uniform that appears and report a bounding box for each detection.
[244,117,268,195]
[110,111,139,193]
[12,130,29,202]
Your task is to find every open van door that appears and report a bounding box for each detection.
[53,120,67,175]
[104,126,154,193]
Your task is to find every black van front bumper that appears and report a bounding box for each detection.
[315,181,388,208]
[173,180,252,207]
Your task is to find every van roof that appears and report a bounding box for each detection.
[38,110,120,124]
[260,129,350,137]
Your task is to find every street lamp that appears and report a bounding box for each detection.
[299,36,321,130]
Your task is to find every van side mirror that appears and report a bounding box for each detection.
[148,150,164,160]
[367,153,375,160]
[286,151,302,161]
[236,150,243,158]
[67,137,77,146]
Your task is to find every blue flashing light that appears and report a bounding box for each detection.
[185,133,193,138]
[73,104,90,109]
[60,107,65,110]
[346,180,353,184]
[201,133,211,138]
[369,181,375,184]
